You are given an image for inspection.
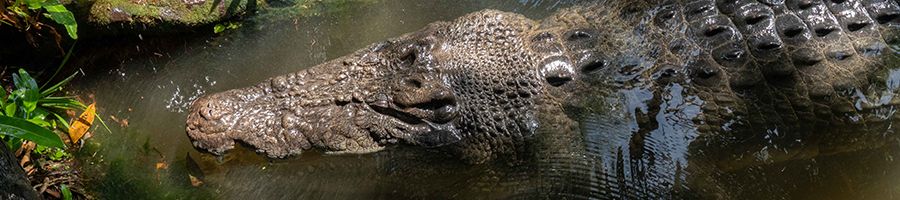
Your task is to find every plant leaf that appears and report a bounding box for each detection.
[0,86,7,107]
[23,0,43,10]
[38,97,85,110]
[13,69,38,91]
[31,107,49,121]
[40,72,77,96]
[26,119,51,128]
[5,137,23,153]
[0,115,65,148]
[42,42,77,89]
[68,102,94,144]
[52,113,70,131]
[214,24,226,33]
[4,103,16,117]
[61,184,72,200]
[41,1,77,39]
[21,89,39,114]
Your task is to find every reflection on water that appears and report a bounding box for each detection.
[70,0,900,199]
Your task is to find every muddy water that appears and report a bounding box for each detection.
[71,0,900,199]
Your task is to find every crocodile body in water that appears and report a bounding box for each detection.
[185,0,900,198]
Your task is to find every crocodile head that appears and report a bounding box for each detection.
[185,10,600,162]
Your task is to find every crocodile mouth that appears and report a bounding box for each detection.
[365,97,463,147]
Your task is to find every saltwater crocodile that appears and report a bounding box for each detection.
[185,0,900,197]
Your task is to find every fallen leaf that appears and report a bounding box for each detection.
[189,174,203,187]
[44,188,60,198]
[68,103,96,144]
[18,152,30,168]
[109,115,129,127]
[155,162,168,170]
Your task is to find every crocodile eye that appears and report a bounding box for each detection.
[401,50,417,65]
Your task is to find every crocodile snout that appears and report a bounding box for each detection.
[186,93,238,155]
[193,95,228,121]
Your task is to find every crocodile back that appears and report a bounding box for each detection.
[523,0,900,198]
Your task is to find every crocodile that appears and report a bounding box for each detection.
[185,0,900,197]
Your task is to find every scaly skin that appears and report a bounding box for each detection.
[185,0,900,198]
[186,11,554,163]
[186,0,900,167]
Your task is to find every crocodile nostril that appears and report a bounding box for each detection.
[191,95,230,121]
[404,78,423,88]
[198,102,220,120]
[546,75,573,87]
[540,56,576,87]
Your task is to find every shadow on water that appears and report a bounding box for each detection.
[69,0,900,199]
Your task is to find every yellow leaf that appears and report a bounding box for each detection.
[68,103,96,144]
[156,162,168,170]
[189,174,203,187]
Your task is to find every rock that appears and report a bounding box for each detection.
[87,0,262,26]
[0,144,38,200]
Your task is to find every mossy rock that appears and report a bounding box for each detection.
[87,0,263,25]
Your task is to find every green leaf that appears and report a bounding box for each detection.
[41,1,77,39]
[52,113,70,131]
[40,72,77,96]
[42,42,77,89]
[214,24,226,34]
[0,87,7,107]
[0,115,65,148]
[37,146,70,160]
[5,137,23,152]
[60,184,72,200]
[23,0,43,10]
[21,90,39,114]
[13,69,38,91]
[4,104,16,117]
[8,89,22,102]
[30,107,49,121]
[27,118,51,127]
[38,97,85,110]
[9,5,30,18]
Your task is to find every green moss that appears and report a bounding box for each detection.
[256,0,376,22]
[88,0,263,25]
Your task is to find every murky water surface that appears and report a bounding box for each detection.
[71,0,900,199]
